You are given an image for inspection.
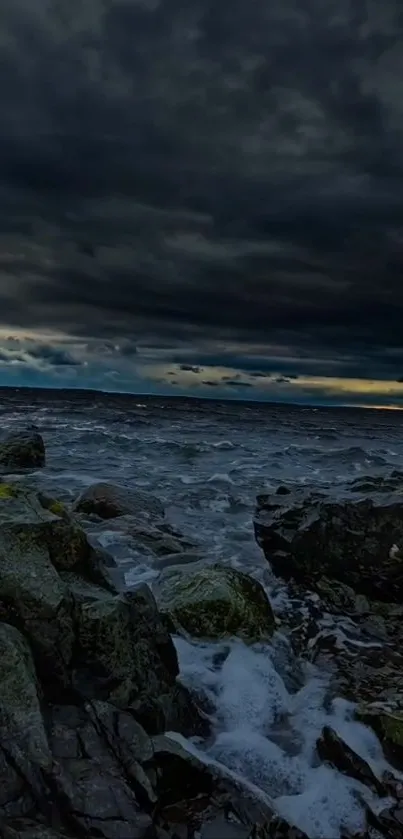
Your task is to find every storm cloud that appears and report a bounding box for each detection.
[0,0,403,399]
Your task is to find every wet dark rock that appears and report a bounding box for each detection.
[254,486,403,602]
[0,623,52,821]
[0,485,121,686]
[365,802,403,839]
[72,582,205,736]
[1,692,308,839]
[0,429,45,471]
[149,735,309,839]
[73,482,165,521]
[307,625,403,707]
[316,726,386,796]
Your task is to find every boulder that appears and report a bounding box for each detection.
[0,484,122,686]
[0,429,45,470]
[72,583,204,735]
[0,518,75,687]
[254,486,403,601]
[0,483,118,583]
[73,482,165,521]
[155,563,275,642]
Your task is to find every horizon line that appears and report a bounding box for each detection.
[0,382,402,412]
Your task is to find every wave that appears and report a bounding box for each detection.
[319,445,388,467]
[175,638,388,838]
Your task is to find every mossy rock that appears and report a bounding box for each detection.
[73,592,170,706]
[156,563,275,642]
[72,584,199,734]
[0,482,18,499]
[38,492,69,519]
[356,701,403,766]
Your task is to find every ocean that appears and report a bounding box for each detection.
[2,389,403,838]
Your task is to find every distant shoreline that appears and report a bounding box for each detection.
[0,383,401,413]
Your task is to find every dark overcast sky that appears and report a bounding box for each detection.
[1,0,403,407]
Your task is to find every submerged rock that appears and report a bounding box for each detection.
[254,486,403,601]
[155,563,275,642]
[86,512,197,558]
[73,481,165,521]
[0,429,45,470]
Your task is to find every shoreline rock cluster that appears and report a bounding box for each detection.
[0,430,305,839]
[254,481,403,798]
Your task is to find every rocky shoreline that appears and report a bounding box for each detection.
[1,428,403,838]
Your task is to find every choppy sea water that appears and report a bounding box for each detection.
[3,390,403,838]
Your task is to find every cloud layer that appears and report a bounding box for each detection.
[0,1,403,403]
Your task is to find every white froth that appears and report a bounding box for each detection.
[175,636,394,839]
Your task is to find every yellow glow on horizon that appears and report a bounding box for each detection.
[294,376,403,396]
[150,363,403,395]
[146,363,403,409]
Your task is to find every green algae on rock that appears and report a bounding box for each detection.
[0,483,18,498]
[155,562,275,642]
[37,492,69,519]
